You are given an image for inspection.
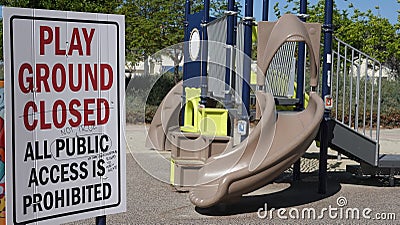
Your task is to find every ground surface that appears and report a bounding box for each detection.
[67,124,400,224]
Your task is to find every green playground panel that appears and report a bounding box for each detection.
[181,87,228,136]
[199,107,228,136]
[181,88,201,133]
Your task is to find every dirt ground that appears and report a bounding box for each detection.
[67,124,400,224]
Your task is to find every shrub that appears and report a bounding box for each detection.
[125,72,181,124]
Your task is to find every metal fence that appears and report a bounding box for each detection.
[265,42,297,97]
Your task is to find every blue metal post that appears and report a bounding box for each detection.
[241,0,253,140]
[293,0,307,182]
[233,5,238,44]
[181,0,191,126]
[319,0,334,194]
[225,0,235,107]
[231,4,238,91]
[262,0,269,21]
[204,0,209,22]
[183,0,191,61]
[182,0,190,82]
[96,216,106,225]
[200,0,210,105]
[296,0,307,111]
[185,0,190,20]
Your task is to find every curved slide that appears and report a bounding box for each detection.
[189,91,324,208]
[146,81,182,150]
[146,14,324,208]
[146,85,324,208]
[189,14,323,208]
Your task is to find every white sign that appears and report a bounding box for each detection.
[238,120,247,136]
[3,7,126,224]
[324,95,333,110]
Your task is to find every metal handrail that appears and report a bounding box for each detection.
[331,37,382,151]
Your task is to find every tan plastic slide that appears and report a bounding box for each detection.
[189,14,324,208]
[146,81,182,150]
[189,91,323,208]
[146,14,324,208]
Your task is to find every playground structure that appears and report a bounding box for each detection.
[146,0,400,208]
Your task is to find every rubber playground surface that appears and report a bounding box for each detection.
[67,124,400,224]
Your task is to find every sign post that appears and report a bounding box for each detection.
[3,7,126,224]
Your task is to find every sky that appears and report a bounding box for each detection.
[241,0,399,24]
[1,1,398,24]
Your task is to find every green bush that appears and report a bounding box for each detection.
[126,68,400,129]
[379,79,400,128]
[125,72,181,124]
[331,73,400,128]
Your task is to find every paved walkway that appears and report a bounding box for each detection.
[67,124,400,224]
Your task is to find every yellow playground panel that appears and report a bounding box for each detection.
[181,88,201,133]
[181,87,228,136]
[199,107,228,136]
